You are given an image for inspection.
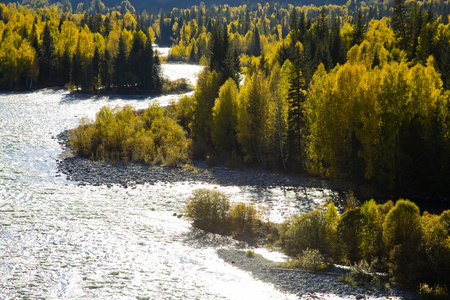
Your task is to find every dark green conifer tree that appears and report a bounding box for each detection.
[152,51,162,92]
[251,27,261,57]
[60,49,71,84]
[408,2,424,60]
[91,46,100,90]
[298,11,306,42]
[223,47,241,86]
[39,22,57,84]
[351,10,366,47]
[289,7,298,32]
[209,24,225,74]
[330,17,346,66]
[70,53,81,88]
[287,47,307,170]
[392,0,409,50]
[114,33,128,90]
[142,39,154,90]
[100,49,110,90]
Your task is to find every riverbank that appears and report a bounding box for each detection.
[218,249,419,300]
[56,130,346,191]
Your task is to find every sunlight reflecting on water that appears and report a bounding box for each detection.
[0,88,301,299]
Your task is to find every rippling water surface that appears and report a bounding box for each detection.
[0,64,343,299]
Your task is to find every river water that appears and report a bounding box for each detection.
[0,63,347,299]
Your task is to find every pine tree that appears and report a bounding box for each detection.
[142,39,154,90]
[151,50,162,92]
[101,49,111,90]
[408,2,424,60]
[316,8,329,41]
[91,46,100,90]
[289,7,298,32]
[223,47,241,86]
[39,22,57,84]
[351,10,365,47]
[287,45,307,170]
[60,49,71,84]
[114,33,128,90]
[251,27,261,56]
[209,24,225,74]
[70,53,81,88]
[329,17,346,66]
[298,11,306,42]
[392,0,409,50]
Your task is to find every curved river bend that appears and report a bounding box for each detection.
[0,64,356,299]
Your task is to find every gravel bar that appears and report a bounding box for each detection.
[56,130,345,190]
[217,249,419,300]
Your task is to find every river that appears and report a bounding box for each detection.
[0,63,369,299]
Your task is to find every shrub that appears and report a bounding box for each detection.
[350,259,386,284]
[419,283,449,300]
[69,117,96,158]
[287,248,329,272]
[360,200,384,262]
[423,210,450,288]
[325,201,340,259]
[382,199,425,287]
[185,189,268,238]
[185,189,231,235]
[162,78,191,93]
[173,95,195,131]
[338,273,357,287]
[338,207,363,263]
[229,202,261,236]
[280,210,328,257]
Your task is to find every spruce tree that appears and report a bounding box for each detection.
[39,22,57,84]
[114,33,128,90]
[152,50,162,92]
[287,47,307,170]
[142,39,154,90]
[209,24,224,74]
[298,11,306,42]
[351,10,365,47]
[60,49,71,85]
[223,47,241,86]
[408,2,424,60]
[330,17,346,66]
[100,49,110,90]
[392,0,409,50]
[91,46,100,90]
[289,7,298,32]
[252,27,261,57]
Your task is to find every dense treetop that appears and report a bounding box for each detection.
[0,1,162,91]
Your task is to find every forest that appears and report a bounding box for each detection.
[163,0,450,200]
[0,1,162,92]
[2,0,450,198]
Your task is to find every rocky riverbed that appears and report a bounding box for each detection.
[218,249,419,300]
[56,130,345,191]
